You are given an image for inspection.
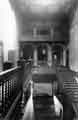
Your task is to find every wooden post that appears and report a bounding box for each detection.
[33,46,38,66]
[47,44,52,67]
[63,50,66,66]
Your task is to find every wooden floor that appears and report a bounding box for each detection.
[11,94,62,120]
[10,64,75,120]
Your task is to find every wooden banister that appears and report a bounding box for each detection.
[0,66,23,118]
[56,66,78,118]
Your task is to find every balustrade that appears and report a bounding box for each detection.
[0,66,23,118]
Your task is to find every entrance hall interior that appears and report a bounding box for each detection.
[0,0,78,120]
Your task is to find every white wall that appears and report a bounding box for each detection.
[0,0,18,62]
[70,6,78,72]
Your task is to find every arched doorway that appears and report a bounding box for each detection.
[23,44,33,60]
[38,44,47,62]
[52,44,64,65]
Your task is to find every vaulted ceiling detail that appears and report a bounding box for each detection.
[10,0,77,18]
[9,0,78,45]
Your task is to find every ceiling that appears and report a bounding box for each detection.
[10,0,77,19]
[9,0,78,44]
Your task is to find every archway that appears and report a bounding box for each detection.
[23,43,33,60]
[38,44,47,62]
[52,44,64,65]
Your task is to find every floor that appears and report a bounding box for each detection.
[11,64,75,120]
[11,93,62,120]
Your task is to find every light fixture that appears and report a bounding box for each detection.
[54,54,57,60]
[42,49,46,55]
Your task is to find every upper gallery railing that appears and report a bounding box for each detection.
[0,66,23,118]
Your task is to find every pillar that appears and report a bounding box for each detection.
[33,27,38,66]
[33,27,37,40]
[20,47,23,59]
[47,44,52,67]
[63,50,66,66]
[33,46,38,66]
[60,51,63,65]
[50,28,53,39]
[0,41,3,71]
[66,48,69,68]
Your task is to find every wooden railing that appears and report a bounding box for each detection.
[0,66,23,118]
[56,66,78,118]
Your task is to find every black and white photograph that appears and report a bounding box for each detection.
[0,0,78,120]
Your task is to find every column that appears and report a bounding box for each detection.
[47,44,52,67]
[0,42,3,71]
[33,46,38,66]
[50,28,53,39]
[20,48,23,59]
[66,48,69,68]
[63,50,66,66]
[33,27,38,66]
[33,27,37,40]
